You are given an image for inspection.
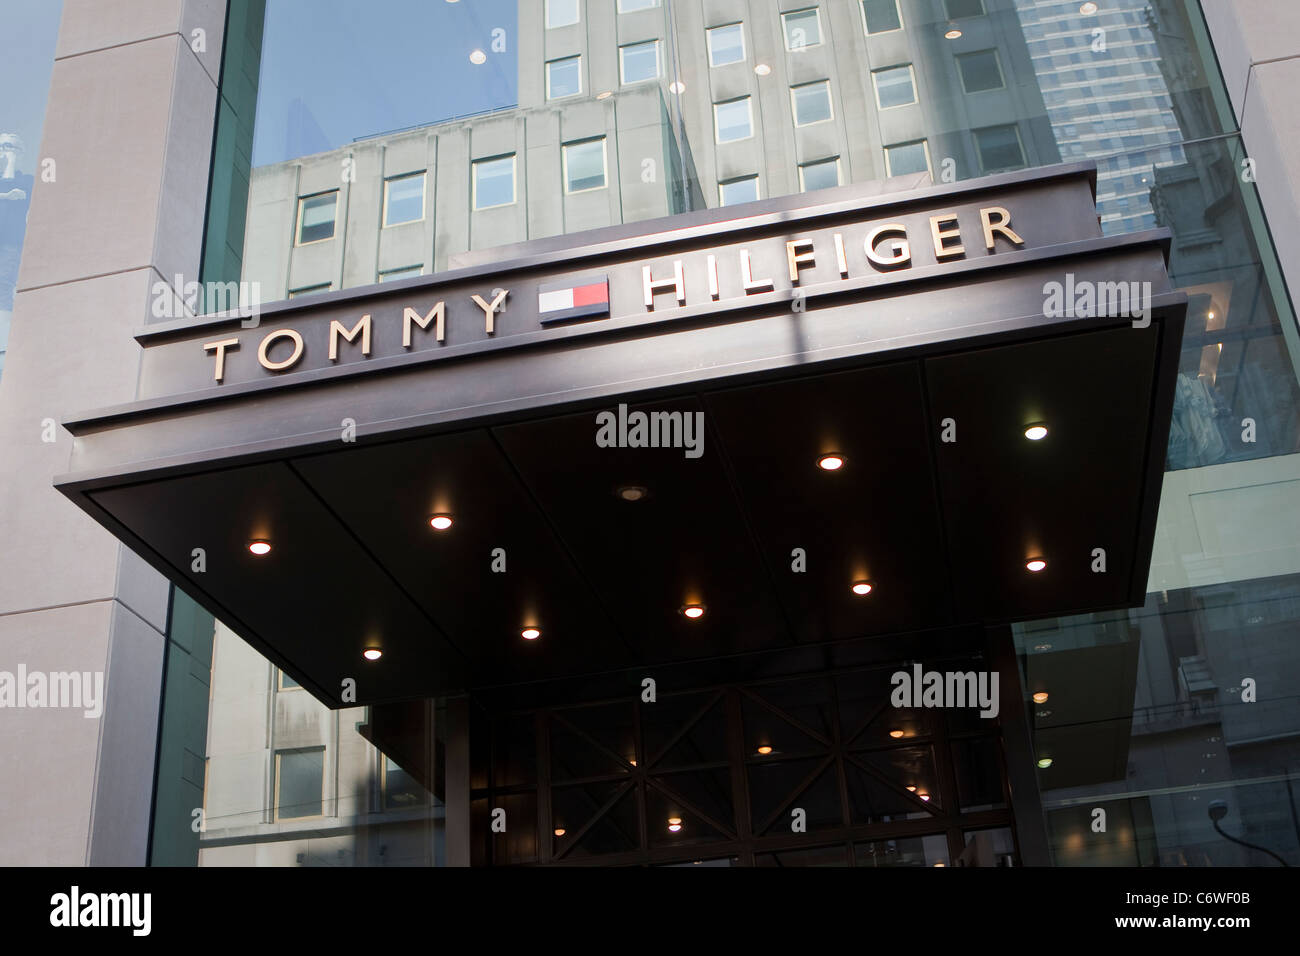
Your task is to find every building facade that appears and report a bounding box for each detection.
[1,0,1299,869]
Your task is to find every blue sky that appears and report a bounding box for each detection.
[0,0,64,167]
[252,0,518,167]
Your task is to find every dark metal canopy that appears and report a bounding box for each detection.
[56,163,1186,707]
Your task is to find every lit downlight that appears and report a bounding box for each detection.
[852,581,873,596]
[756,746,773,756]
[1033,691,1049,704]
[817,454,845,471]
[248,540,271,556]
[362,648,382,662]
[1024,423,1048,441]
[1026,558,1047,573]
[667,817,683,833]
[429,514,453,531]
[521,627,541,641]
[1037,757,1053,769]
[681,605,706,620]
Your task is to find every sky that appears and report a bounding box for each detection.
[0,0,64,168]
[252,0,518,167]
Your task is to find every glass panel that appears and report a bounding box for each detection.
[707,23,744,67]
[545,0,579,29]
[861,0,903,35]
[782,8,822,50]
[952,737,1006,811]
[800,159,840,192]
[792,81,833,125]
[873,66,916,109]
[958,50,1004,93]
[620,40,659,84]
[714,97,751,143]
[383,173,423,226]
[719,177,759,206]
[756,845,849,866]
[564,138,605,192]
[885,141,929,177]
[945,0,985,19]
[974,124,1026,173]
[619,0,660,12]
[297,192,336,243]
[961,827,1018,866]
[856,834,950,867]
[378,265,422,282]
[473,155,515,209]
[546,55,581,99]
[276,748,324,819]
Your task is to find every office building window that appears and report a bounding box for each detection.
[861,0,903,34]
[782,8,822,50]
[274,747,325,820]
[546,55,582,98]
[618,0,660,11]
[545,0,579,28]
[872,65,916,109]
[707,23,745,67]
[719,176,759,206]
[620,40,660,84]
[714,97,753,143]
[791,80,833,126]
[473,154,516,209]
[287,283,331,299]
[974,124,1026,172]
[382,756,428,810]
[564,138,607,193]
[295,191,337,244]
[958,50,1004,93]
[799,158,841,192]
[885,140,930,176]
[276,669,301,691]
[944,0,985,19]
[382,172,424,227]
[379,266,423,282]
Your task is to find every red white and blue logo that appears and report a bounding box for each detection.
[537,274,609,324]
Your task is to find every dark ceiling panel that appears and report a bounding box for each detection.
[925,326,1160,621]
[493,397,794,663]
[705,361,955,642]
[292,429,635,685]
[90,463,466,703]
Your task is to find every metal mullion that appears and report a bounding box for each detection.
[725,688,755,866]
[752,754,836,837]
[644,689,726,768]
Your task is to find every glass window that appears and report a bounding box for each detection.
[974,124,1026,172]
[473,154,516,209]
[275,748,324,820]
[546,55,582,99]
[296,191,337,244]
[861,0,903,34]
[287,283,331,299]
[714,97,753,143]
[945,0,985,19]
[799,158,840,192]
[885,140,930,176]
[791,80,833,126]
[719,176,759,206]
[382,756,429,811]
[277,669,300,690]
[545,0,579,28]
[564,138,607,193]
[618,0,660,11]
[958,50,1005,93]
[707,23,745,67]
[783,8,822,50]
[382,172,424,227]
[378,266,423,282]
[620,40,660,84]
[873,65,916,109]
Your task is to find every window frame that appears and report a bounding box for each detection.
[871,64,917,110]
[273,746,327,822]
[619,39,662,84]
[378,265,424,283]
[287,283,332,299]
[706,22,746,67]
[718,175,760,207]
[973,123,1027,174]
[381,171,426,228]
[276,668,302,692]
[860,0,904,35]
[798,157,841,192]
[782,7,824,51]
[546,54,583,100]
[790,79,834,127]
[713,96,755,144]
[562,137,609,194]
[617,0,661,12]
[294,190,338,246]
[944,0,986,20]
[957,49,1005,94]
[884,139,931,177]
[545,0,580,29]
[472,153,518,210]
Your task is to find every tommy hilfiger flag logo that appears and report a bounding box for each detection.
[537,274,610,324]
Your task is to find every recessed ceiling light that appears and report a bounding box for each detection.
[1033,642,1053,652]
[1032,691,1049,704]
[754,63,771,76]
[668,81,686,94]
[429,514,453,531]
[362,648,382,661]
[918,792,931,801]
[596,90,613,99]
[616,485,648,502]
[1037,757,1053,769]
[756,745,773,755]
[469,49,487,65]
[817,454,845,471]
[681,604,706,620]
[905,785,917,792]
[248,539,272,556]
[1026,558,1047,573]
[1080,1,1099,14]
[889,729,905,739]
[554,827,565,836]
[667,817,683,832]
[1024,423,1048,441]
[1207,310,1216,320]
[945,27,962,39]
[852,581,873,596]
[521,627,541,641]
